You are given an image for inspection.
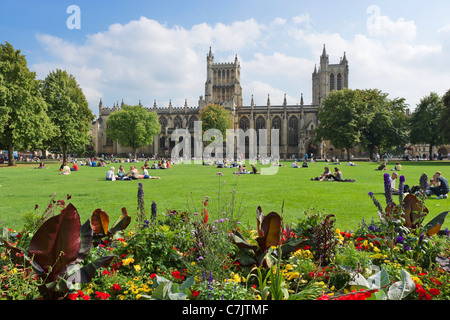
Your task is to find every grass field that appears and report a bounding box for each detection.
[0,159,449,232]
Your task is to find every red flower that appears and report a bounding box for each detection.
[317,292,330,300]
[67,293,79,300]
[429,288,440,296]
[172,270,184,280]
[111,284,121,291]
[95,291,110,300]
[150,273,157,279]
[190,289,200,298]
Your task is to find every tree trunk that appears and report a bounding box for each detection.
[369,146,375,161]
[429,144,433,160]
[6,131,15,166]
[346,148,351,162]
[62,145,67,164]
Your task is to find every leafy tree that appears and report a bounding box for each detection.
[439,89,450,143]
[106,104,160,158]
[199,104,233,138]
[42,69,94,163]
[409,92,444,159]
[359,90,409,158]
[0,42,55,166]
[314,89,371,161]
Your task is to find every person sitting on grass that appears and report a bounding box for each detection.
[35,161,45,169]
[314,166,331,181]
[390,172,399,195]
[390,162,402,171]
[71,162,79,171]
[330,167,343,181]
[127,166,140,180]
[137,165,160,180]
[428,171,449,199]
[106,167,116,181]
[250,164,261,174]
[302,161,309,168]
[60,162,71,175]
[375,160,387,171]
[292,161,299,168]
[117,165,126,180]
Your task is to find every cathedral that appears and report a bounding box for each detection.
[91,45,349,159]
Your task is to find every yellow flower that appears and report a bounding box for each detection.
[412,276,422,285]
[134,265,141,272]
[122,257,134,266]
[373,247,380,253]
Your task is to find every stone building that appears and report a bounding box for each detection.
[91,45,349,159]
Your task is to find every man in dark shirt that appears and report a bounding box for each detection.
[430,171,449,199]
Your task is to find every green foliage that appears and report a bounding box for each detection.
[199,104,233,138]
[41,69,94,162]
[359,90,409,157]
[106,104,160,158]
[142,275,195,300]
[315,88,371,160]
[348,268,416,300]
[440,88,450,142]
[0,41,55,166]
[409,92,445,158]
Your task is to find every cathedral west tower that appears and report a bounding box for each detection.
[312,45,349,107]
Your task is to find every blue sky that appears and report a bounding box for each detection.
[1,0,450,116]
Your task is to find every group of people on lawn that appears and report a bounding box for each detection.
[311,161,448,199]
[388,170,448,199]
[105,159,170,181]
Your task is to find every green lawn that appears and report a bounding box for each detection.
[0,159,449,232]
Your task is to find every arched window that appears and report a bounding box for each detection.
[337,74,342,90]
[272,116,282,145]
[239,116,249,131]
[189,116,198,130]
[330,74,335,91]
[288,116,298,146]
[272,116,281,130]
[174,116,183,129]
[256,116,265,130]
[159,116,168,131]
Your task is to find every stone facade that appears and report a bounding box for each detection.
[91,45,349,159]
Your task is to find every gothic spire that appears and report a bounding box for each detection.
[321,44,327,58]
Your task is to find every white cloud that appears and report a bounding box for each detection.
[31,13,449,115]
[292,14,312,26]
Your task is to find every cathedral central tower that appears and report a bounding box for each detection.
[204,47,243,109]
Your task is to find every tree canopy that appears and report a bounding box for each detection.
[198,104,233,138]
[314,88,371,160]
[0,42,55,166]
[315,88,410,160]
[409,92,445,158]
[42,69,94,163]
[359,90,409,158]
[439,88,450,143]
[106,104,160,158]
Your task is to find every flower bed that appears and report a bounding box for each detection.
[1,178,449,301]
